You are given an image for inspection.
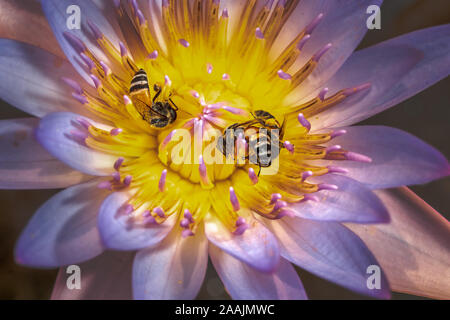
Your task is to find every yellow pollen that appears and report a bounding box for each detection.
[68,0,369,233]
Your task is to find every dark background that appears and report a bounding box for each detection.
[0,0,449,299]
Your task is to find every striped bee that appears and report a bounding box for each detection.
[129,69,178,129]
[217,110,286,175]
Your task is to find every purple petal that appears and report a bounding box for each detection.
[0,118,91,189]
[309,24,450,129]
[51,250,134,300]
[274,0,383,93]
[291,174,389,223]
[321,126,449,189]
[35,112,117,176]
[133,227,208,300]
[265,217,391,299]
[204,213,280,273]
[97,191,177,251]
[210,245,307,300]
[15,180,107,267]
[347,187,450,299]
[41,0,122,82]
[0,40,86,117]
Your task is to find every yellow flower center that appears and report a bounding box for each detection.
[67,0,370,235]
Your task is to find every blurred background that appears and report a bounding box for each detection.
[0,0,449,299]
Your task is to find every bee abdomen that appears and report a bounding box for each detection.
[130,69,149,93]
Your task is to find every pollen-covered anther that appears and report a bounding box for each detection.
[124,204,134,215]
[184,209,195,224]
[160,130,177,150]
[178,39,190,47]
[142,211,157,225]
[255,27,265,40]
[153,207,166,218]
[326,145,342,154]
[313,43,333,62]
[180,210,195,238]
[206,63,213,74]
[284,141,295,154]
[90,74,102,89]
[147,50,158,60]
[190,90,200,99]
[248,168,259,185]
[110,128,123,136]
[297,113,311,131]
[158,169,167,192]
[318,183,339,191]
[278,69,292,80]
[112,171,121,182]
[330,129,347,139]
[123,175,133,187]
[233,217,249,236]
[301,170,314,182]
[199,155,213,188]
[72,93,88,105]
[270,193,282,205]
[114,157,124,171]
[76,118,92,130]
[318,88,329,101]
[80,53,95,72]
[229,187,240,212]
[70,129,88,143]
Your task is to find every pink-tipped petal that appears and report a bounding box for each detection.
[347,187,450,299]
[210,245,307,300]
[204,213,280,273]
[97,191,177,251]
[35,112,117,176]
[133,226,208,299]
[15,180,107,267]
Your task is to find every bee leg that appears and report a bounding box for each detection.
[169,98,179,111]
[153,85,162,102]
[257,165,262,177]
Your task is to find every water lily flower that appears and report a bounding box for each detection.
[1,0,449,300]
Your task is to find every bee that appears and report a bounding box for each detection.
[217,110,286,175]
[129,69,178,129]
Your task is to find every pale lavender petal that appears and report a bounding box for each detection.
[265,217,391,299]
[15,180,107,268]
[0,118,91,189]
[98,191,177,251]
[320,126,449,189]
[274,0,383,94]
[41,0,123,82]
[309,24,450,129]
[0,40,86,117]
[347,187,450,300]
[210,244,307,300]
[291,174,389,223]
[51,250,134,300]
[204,213,280,273]
[133,227,208,300]
[35,112,117,176]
